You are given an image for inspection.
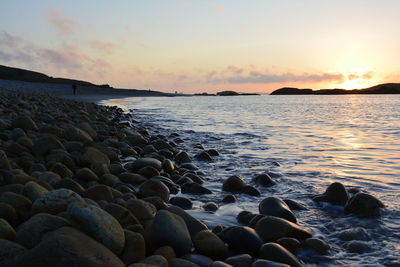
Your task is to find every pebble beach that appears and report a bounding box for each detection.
[0,84,388,267]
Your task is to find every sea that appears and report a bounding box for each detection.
[102,94,400,266]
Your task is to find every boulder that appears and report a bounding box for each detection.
[0,203,18,226]
[11,115,38,131]
[0,192,32,221]
[0,239,28,266]
[68,202,125,254]
[222,175,246,193]
[259,243,303,267]
[13,227,125,267]
[313,182,348,206]
[303,238,331,254]
[170,196,193,210]
[125,199,157,226]
[175,151,192,165]
[63,125,93,142]
[252,174,275,187]
[75,168,99,181]
[168,205,208,238]
[181,182,212,195]
[344,193,384,217]
[193,230,228,260]
[142,255,169,267]
[85,184,114,202]
[0,150,11,170]
[103,203,140,227]
[225,254,252,267]
[15,213,70,248]
[0,218,16,240]
[253,259,290,267]
[139,179,170,202]
[222,194,236,203]
[54,178,85,195]
[219,226,263,256]
[203,202,219,212]
[120,230,146,265]
[276,237,301,253]
[131,158,162,171]
[147,210,192,256]
[154,246,176,261]
[181,254,213,267]
[81,147,110,166]
[259,197,297,223]
[32,188,85,214]
[22,181,48,201]
[255,216,312,242]
[169,258,199,267]
[119,172,147,184]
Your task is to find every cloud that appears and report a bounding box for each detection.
[348,71,373,80]
[88,40,116,53]
[45,8,76,35]
[207,66,345,84]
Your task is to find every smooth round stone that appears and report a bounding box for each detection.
[222,175,246,193]
[16,213,70,248]
[206,149,219,156]
[181,254,213,267]
[168,205,208,238]
[68,202,125,254]
[139,179,170,201]
[193,230,228,260]
[255,216,312,242]
[76,168,99,181]
[50,163,73,178]
[175,151,192,164]
[225,254,253,267]
[0,192,32,220]
[338,227,370,241]
[12,227,125,267]
[313,182,349,206]
[142,196,168,210]
[259,243,303,267]
[138,166,160,178]
[248,215,266,229]
[81,147,110,166]
[344,192,384,217]
[170,258,200,267]
[126,199,157,226]
[154,246,176,261]
[259,197,297,223]
[276,237,301,253]
[147,210,192,256]
[38,171,62,186]
[0,239,28,266]
[132,158,162,171]
[119,172,147,184]
[77,122,97,139]
[242,186,261,196]
[85,184,114,202]
[252,259,290,267]
[252,174,275,187]
[237,211,257,225]
[182,173,204,184]
[0,150,11,170]
[181,183,212,195]
[210,261,232,267]
[219,226,263,256]
[195,151,213,161]
[152,139,174,151]
[222,194,237,203]
[100,173,120,186]
[121,230,146,265]
[282,199,308,211]
[103,203,140,227]
[179,163,199,170]
[162,159,175,173]
[141,255,168,267]
[303,238,331,254]
[32,188,85,214]
[0,218,16,240]
[63,125,93,142]
[54,179,85,195]
[22,181,48,201]
[0,203,18,226]
[345,240,371,254]
[170,197,193,210]
[11,115,38,131]
[203,202,219,212]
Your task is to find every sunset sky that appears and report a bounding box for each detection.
[1,0,399,93]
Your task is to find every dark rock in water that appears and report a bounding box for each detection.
[0,239,28,266]
[222,175,246,193]
[313,182,349,206]
[225,254,252,267]
[344,192,384,217]
[303,238,331,254]
[170,258,200,267]
[180,163,199,170]
[276,237,301,253]
[345,240,372,254]
[212,225,226,235]
[206,149,219,156]
[16,213,70,248]
[138,165,160,178]
[222,194,237,203]
[237,210,257,225]
[255,216,312,242]
[338,227,370,241]
[259,197,297,223]
[195,151,213,161]
[193,230,228,260]
[253,259,290,267]
[138,179,170,202]
[248,214,266,229]
[12,226,125,267]
[194,144,204,149]
[142,196,168,210]
[168,205,208,238]
[183,173,205,184]
[170,196,193,210]
[181,182,212,195]
[147,210,192,256]
[259,243,303,267]
[162,159,175,173]
[252,174,275,187]
[203,202,219,212]
[175,151,192,164]
[176,176,194,185]
[282,199,308,211]
[242,185,261,196]
[219,226,263,256]
[131,158,162,171]
[181,254,213,267]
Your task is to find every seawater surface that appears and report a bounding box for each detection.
[103,95,400,266]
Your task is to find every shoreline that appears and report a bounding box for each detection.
[0,87,388,266]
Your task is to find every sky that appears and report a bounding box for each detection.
[1,0,399,93]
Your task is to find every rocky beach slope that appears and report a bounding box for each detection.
[0,88,385,267]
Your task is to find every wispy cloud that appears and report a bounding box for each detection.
[207,65,345,84]
[347,71,373,80]
[45,8,76,35]
[88,40,116,53]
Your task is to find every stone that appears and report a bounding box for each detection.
[170,258,199,267]
[131,158,162,171]
[90,162,110,177]
[255,216,312,242]
[38,171,62,186]
[124,133,148,147]
[222,175,246,193]
[222,194,236,203]
[252,259,290,267]
[0,203,18,226]
[125,199,157,226]
[54,178,85,195]
[248,215,266,229]
[13,226,125,267]
[175,151,192,165]
[120,172,147,184]
[32,188,84,214]
[22,181,48,201]
[181,182,212,195]
[303,238,331,254]
[181,254,213,267]
[154,246,176,261]
[219,226,263,257]
[121,230,146,265]
[0,218,16,240]
[0,192,32,221]
[237,211,257,225]
[179,163,198,170]
[152,139,174,151]
[143,196,168,210]
[195,151,213,161]
[49,162,73,178]
[345,240,371,254]
[313,182,349,206]
[193,230,228,260]
[147,210,192,256]
[259,197,297,223]
[170,196,193,210]
[11,115,38,131]
[282,199,308,211]
[210,261,232,267]
[206,149,219,156]
[85,184,114,202]
[162,159,175,173]
[103,203,140,227]
[64,125,93,142]
[81,147,110,166]
[276,237,301,253]
[252,174,275,187]
[259,243,303,267]
[46,150,75,170]
[15,213,70,248]
[0,150,11,170]
[338,227,370,241]
[139,179,170,201]
[344,192,384,217]
[242,185,261,196]
[225,254,252,267]
[142,255,169,267]
[77,122,97,139]
[168,205,208,238]
[101,173,120,186]
[0,239,28,266]
[75,168,99,181]
[68,202,125,254]
[203,202,219,212]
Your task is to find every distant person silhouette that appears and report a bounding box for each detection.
[72,84,77,95]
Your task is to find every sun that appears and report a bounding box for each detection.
[340,68,374,90]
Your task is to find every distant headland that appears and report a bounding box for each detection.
[270,84,400,95]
